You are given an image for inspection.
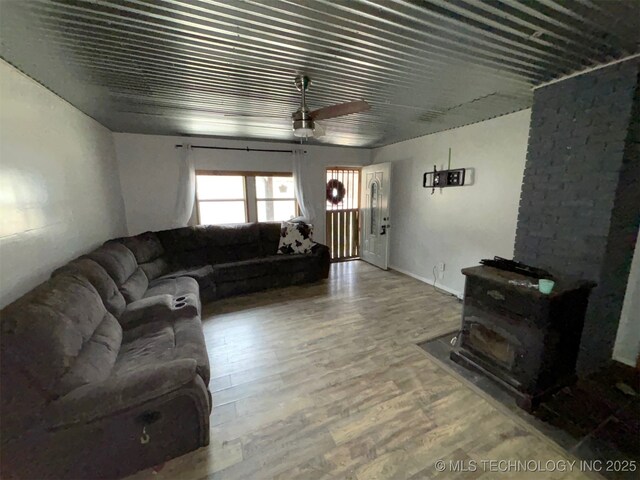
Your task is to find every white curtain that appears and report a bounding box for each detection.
[291,148,315,224]
[174,144,196,227]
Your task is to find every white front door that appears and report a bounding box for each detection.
[360,163,391,270]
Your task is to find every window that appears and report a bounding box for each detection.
[196,174,247,225]
[255,176,296,222]
[370,181,378,235]
[196,172,297,225]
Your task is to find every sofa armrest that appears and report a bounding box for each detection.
[311,242,331,278]
[120,294,199,328]
[46,359,202,428]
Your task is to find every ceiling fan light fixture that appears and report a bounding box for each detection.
[292,109,314,137]
[293,126,314,138]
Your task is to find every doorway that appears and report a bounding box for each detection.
[360,163,391,270]
[325,167,361,261]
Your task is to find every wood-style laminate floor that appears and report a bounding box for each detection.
[129,261,593,480]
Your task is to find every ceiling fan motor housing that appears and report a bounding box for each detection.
[292,108,314,137]
[292,75,314,137]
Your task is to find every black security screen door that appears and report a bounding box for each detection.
[326,168,360,261]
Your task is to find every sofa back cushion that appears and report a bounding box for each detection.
[156,224,268,267]
[0,274,122,431]
[119,267,149,303]
[203,223,262,264]
[112,232,171,281]
[52,258,127,318]
[119,232,165,264]
[85,243,152,303]
[259,222,283,256]
[139,256,170,281]
[156,226,204,252]
[55,313,122,395]
[156,227,209,268]
[85,243,137,286]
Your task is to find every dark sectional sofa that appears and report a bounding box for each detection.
[0,222,330,479]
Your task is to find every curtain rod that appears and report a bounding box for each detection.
[175,144,306,153]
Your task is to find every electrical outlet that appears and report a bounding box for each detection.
[437,262,446,273]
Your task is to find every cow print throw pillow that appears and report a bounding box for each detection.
[277,221,316,254]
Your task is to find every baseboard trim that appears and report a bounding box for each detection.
[390,265,463,299]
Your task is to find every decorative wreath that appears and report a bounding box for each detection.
[326,179,346,205]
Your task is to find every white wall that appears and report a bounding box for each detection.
[371,110,531,297]
[0,60,127,308]
[613,229,640,366]
[113,133,371,242]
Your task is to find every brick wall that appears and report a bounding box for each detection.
[514,59,640,373]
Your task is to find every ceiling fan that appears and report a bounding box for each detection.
[227,75,370,139]
[291,75,370,138]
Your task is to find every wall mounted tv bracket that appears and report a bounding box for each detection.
[423,166,466,194]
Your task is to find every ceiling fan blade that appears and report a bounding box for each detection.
[310,100,370,121]
[313,121,326,138]
[224,113,288,119]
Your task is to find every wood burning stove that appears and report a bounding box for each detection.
[451,265,595,411]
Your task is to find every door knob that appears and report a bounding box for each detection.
[380,225,387,235]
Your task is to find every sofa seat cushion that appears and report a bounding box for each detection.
[264,254,315,274]
[172,248,210,268]
[156,265,213,283]
[155,266,215,300]
[145,275,200,300]
[212,258,274,282]
[118,317,210,385]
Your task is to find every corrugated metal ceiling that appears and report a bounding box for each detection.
[1,0,638,147]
